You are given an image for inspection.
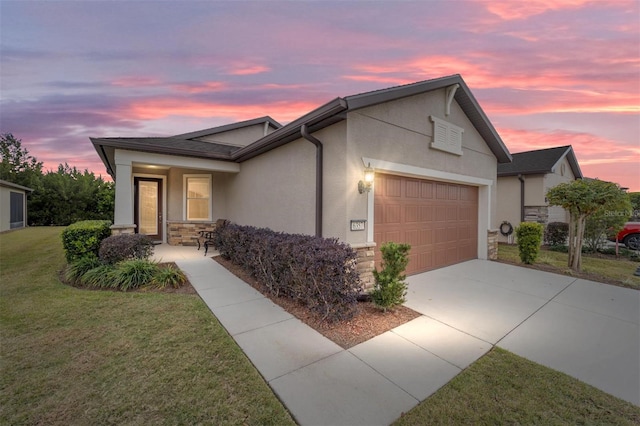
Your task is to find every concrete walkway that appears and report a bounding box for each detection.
[157,246,639,424]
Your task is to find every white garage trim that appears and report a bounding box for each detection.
[362,157,493,260]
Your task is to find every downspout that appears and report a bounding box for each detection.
[518,174,525,222]
[301,124,323,237]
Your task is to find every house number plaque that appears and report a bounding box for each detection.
[350,220,366,231]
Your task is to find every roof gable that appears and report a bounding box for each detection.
[236,74,512,163]
[92,75,513,174]
[497,145,582,178]
[171,116,281,140]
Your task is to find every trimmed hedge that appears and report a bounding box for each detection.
[544,222,569,247]
[61,220,112,262]
[99,234,154,265]
[515,222,544,264]
[211,223,362,322]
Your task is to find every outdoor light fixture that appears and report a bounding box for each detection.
[358,163,375,194]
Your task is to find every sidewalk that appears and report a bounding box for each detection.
[169,248,639,424]
[175,256,489,426]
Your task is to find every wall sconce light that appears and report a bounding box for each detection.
[358,163,375,194]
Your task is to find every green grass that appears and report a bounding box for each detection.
[395,347,640,425]
[3,228,639,425]
[0,227,295,425]
[498,243,640,289]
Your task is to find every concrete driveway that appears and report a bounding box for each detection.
[405,260,640,406]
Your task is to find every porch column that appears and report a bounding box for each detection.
[112,156,135,234]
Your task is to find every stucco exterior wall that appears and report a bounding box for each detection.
[496,175,521,242]
[225,137,317,234]
[341,89,499,251]
[523,175,545,205]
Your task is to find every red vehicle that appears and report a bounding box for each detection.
[611,222,640,250]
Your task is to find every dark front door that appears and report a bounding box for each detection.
[134,177,163,241]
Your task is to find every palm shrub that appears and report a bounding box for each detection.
[82,264,117,288]
[371,242,411,311]
[112,259,159,291]
[152,264,187,289]
[65,255,102,284]
[515,222,544,264]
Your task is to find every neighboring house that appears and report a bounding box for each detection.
[496,145,582,242]
[91,74,512,285]
[0,180,32,232]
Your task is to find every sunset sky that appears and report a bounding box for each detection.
[1,0,638,190]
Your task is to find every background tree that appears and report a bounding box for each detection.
[0,133,43,189]
[547,179,631,271]
[629,192,640,220]
[584,193,631,252]
[0,133,114,225]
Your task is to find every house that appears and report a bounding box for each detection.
[0,179,32,232]
[91,74,512,287]
[496,145,582,242]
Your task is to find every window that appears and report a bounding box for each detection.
[10,191,25,229]
[185,175,211,221]
[430,116,464,156]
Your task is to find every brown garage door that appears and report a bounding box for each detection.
[374,174,478,275]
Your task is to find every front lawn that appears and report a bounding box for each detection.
[2,227,638,424]
[395,347,640,425]
[498,243,640,289]
[0,227,294,425]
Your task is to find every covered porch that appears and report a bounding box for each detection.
[109,149,238,244]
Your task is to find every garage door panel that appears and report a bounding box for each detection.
[435,206,447,222]
[405,205,419,223]
[421,182,433,199]
[375,174,478,275]
[436,183,448,199]
[447,206,458,220]
[406,180,420,198]
[385,204,402,224]
[420,205,433,221]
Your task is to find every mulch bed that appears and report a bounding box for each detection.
[213,256,421,349]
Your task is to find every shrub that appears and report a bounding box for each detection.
[515,222,544,264]
[112,259,159,291]
[544,222,569,246]
[61,220,112,262]
[65,255,102,284]
[371,242,411,311]
[211,223,362,322]
[152,264,187,289]
[99,234,154,265]
[82,264,117,288]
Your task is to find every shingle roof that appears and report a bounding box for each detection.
[92,75,513,175]
[235,74,512,163]
[497,145,582,178]
[171,116,281,139]
[91,137,240,159]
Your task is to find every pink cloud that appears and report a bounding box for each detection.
[170,81,227,94]
[480,0,598,20]
[227,64,270,76]
[111,76,162,87]
[125,98,320,123]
